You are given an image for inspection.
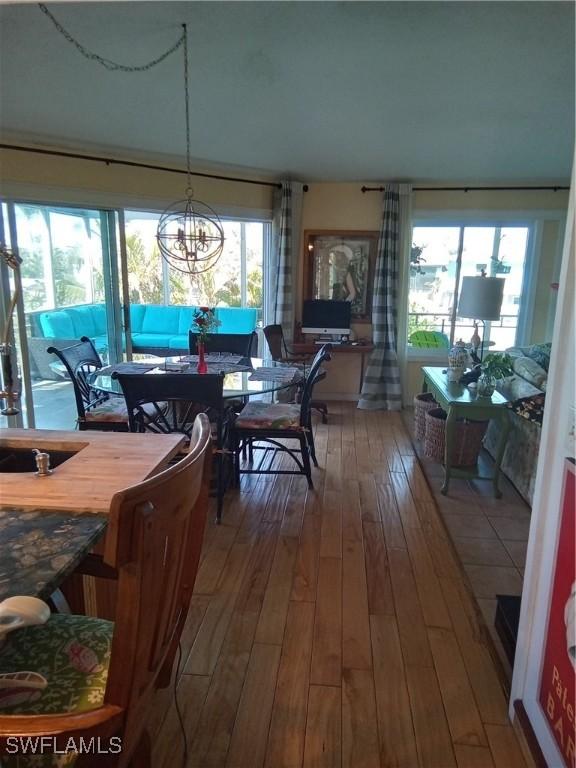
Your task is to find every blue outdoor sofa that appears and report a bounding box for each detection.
[28,303,259,379]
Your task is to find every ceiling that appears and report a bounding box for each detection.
[0,1,574,183]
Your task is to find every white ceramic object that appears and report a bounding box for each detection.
[0,596,50,640]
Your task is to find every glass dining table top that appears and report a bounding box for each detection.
[89,356,306,400]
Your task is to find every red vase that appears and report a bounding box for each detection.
[197,342,208,374]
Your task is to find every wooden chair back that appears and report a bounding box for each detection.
[262,324,286,360]
[104,412,212,763]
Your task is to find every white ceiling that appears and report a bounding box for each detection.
[0,1,574,183]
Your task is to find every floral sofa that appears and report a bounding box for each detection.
[484,342,550,504]
[27,303,258,380]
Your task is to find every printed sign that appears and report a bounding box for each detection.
[539,458,576,767]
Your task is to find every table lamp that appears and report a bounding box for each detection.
[457,275,504,362]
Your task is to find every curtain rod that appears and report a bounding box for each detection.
[361,184,569,193]
[0,143,284,190]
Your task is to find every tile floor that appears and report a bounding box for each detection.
[403,410,531,675]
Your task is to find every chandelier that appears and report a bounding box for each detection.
[156,25,224,275]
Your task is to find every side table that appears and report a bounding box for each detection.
[421,366,511,497]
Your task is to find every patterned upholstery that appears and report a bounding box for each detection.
[84,397,128,423]
[0,614,113,767]
[235,401,301,430]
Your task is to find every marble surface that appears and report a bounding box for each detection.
[0,507,107,601]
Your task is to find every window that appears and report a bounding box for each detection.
[408,222,532,351]
[124,212,266,323]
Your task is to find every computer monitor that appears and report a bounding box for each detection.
[301,299,351,336]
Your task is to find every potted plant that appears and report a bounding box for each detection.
[477,352,513,397]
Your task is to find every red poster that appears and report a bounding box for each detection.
[539,458,576,767]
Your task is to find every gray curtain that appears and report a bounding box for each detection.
[269,181,303,342]
[358,182,411,410]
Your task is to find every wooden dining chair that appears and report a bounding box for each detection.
[47,336,129,431]
[0,414,212,767]
[232,344,331,488]
[188,330,257,357]
[113,372,233,522]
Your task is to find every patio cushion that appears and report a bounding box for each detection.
[66,306,97,338]
[178,306,197,335]
[39,310,75,339]
[215,307,257,334]
[0,614,112,767]
[235,401,301,430]
[90,304,108,336]
[129,303,147,333]
[168,336,189,350]
[131,333,174,349]
[141,305,180,335]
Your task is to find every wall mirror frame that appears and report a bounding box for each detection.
[303,230,378,323]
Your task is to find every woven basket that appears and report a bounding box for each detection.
[413,392,438,441]
[424,408,489,467]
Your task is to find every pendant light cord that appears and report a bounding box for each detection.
[182,24,193,197]
[38,3,185,72]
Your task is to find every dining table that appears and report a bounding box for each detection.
[89,355,306,401]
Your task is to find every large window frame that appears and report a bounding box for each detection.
[407,212,543,358]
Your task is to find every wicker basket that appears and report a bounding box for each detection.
[424,407,489,467]
[413,392,438,441]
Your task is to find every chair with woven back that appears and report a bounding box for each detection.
[188,331,257,357]
[262,324,329,423]
[113,372,233,522]
[47,336,129,431]
[0,414,212,767]
[232,343,331,488]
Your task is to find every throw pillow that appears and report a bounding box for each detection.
[526,343,552,372]
[512,356,547,390]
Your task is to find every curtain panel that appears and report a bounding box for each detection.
[358,182,412,410]
[269,181,304,341]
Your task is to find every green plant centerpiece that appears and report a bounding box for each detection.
[477,352,513,397]
[192,307,219,373]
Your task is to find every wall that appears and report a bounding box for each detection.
[0,146,274,217]
[0,148,569,402]
[300,183,568,401]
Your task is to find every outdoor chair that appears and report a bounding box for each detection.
[113,372,233,522]
[232,344,331,488]
[0,414,212,768]
[47,336,129,431]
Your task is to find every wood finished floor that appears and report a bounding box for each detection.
[151,403,528,768]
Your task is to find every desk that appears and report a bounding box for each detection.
[292,343,374,393]
[421,366,511,497]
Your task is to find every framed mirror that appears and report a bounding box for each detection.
[304,230,378,322]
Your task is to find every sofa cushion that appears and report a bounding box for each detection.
[512,356,547,391]
[142,305,180,334]
[90,304,108,335]
[178,306,197,335]
[129,303,147,333]
[39,310,75,339]
[168,335,189,350]
[66,306,97,338]
[216,307,257,334]
[131,333,174,349]
[235,402,301,430]
[498,374,542,401]
[526,343,551,372]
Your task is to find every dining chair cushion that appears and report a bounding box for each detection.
[235,401,301,430]
[84,396,129,423]
[0,614,112,717]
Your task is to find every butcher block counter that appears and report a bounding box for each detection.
[0,428,185,513]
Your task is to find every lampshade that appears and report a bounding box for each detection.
[457,276,504,321]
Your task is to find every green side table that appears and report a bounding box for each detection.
[421,366,511,497]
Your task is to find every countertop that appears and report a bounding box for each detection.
[0,429,185,513]
[0,506,107,601]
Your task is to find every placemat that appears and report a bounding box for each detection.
[181,354,244,364]
[99,362,155,375]
[248,367,300,383]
